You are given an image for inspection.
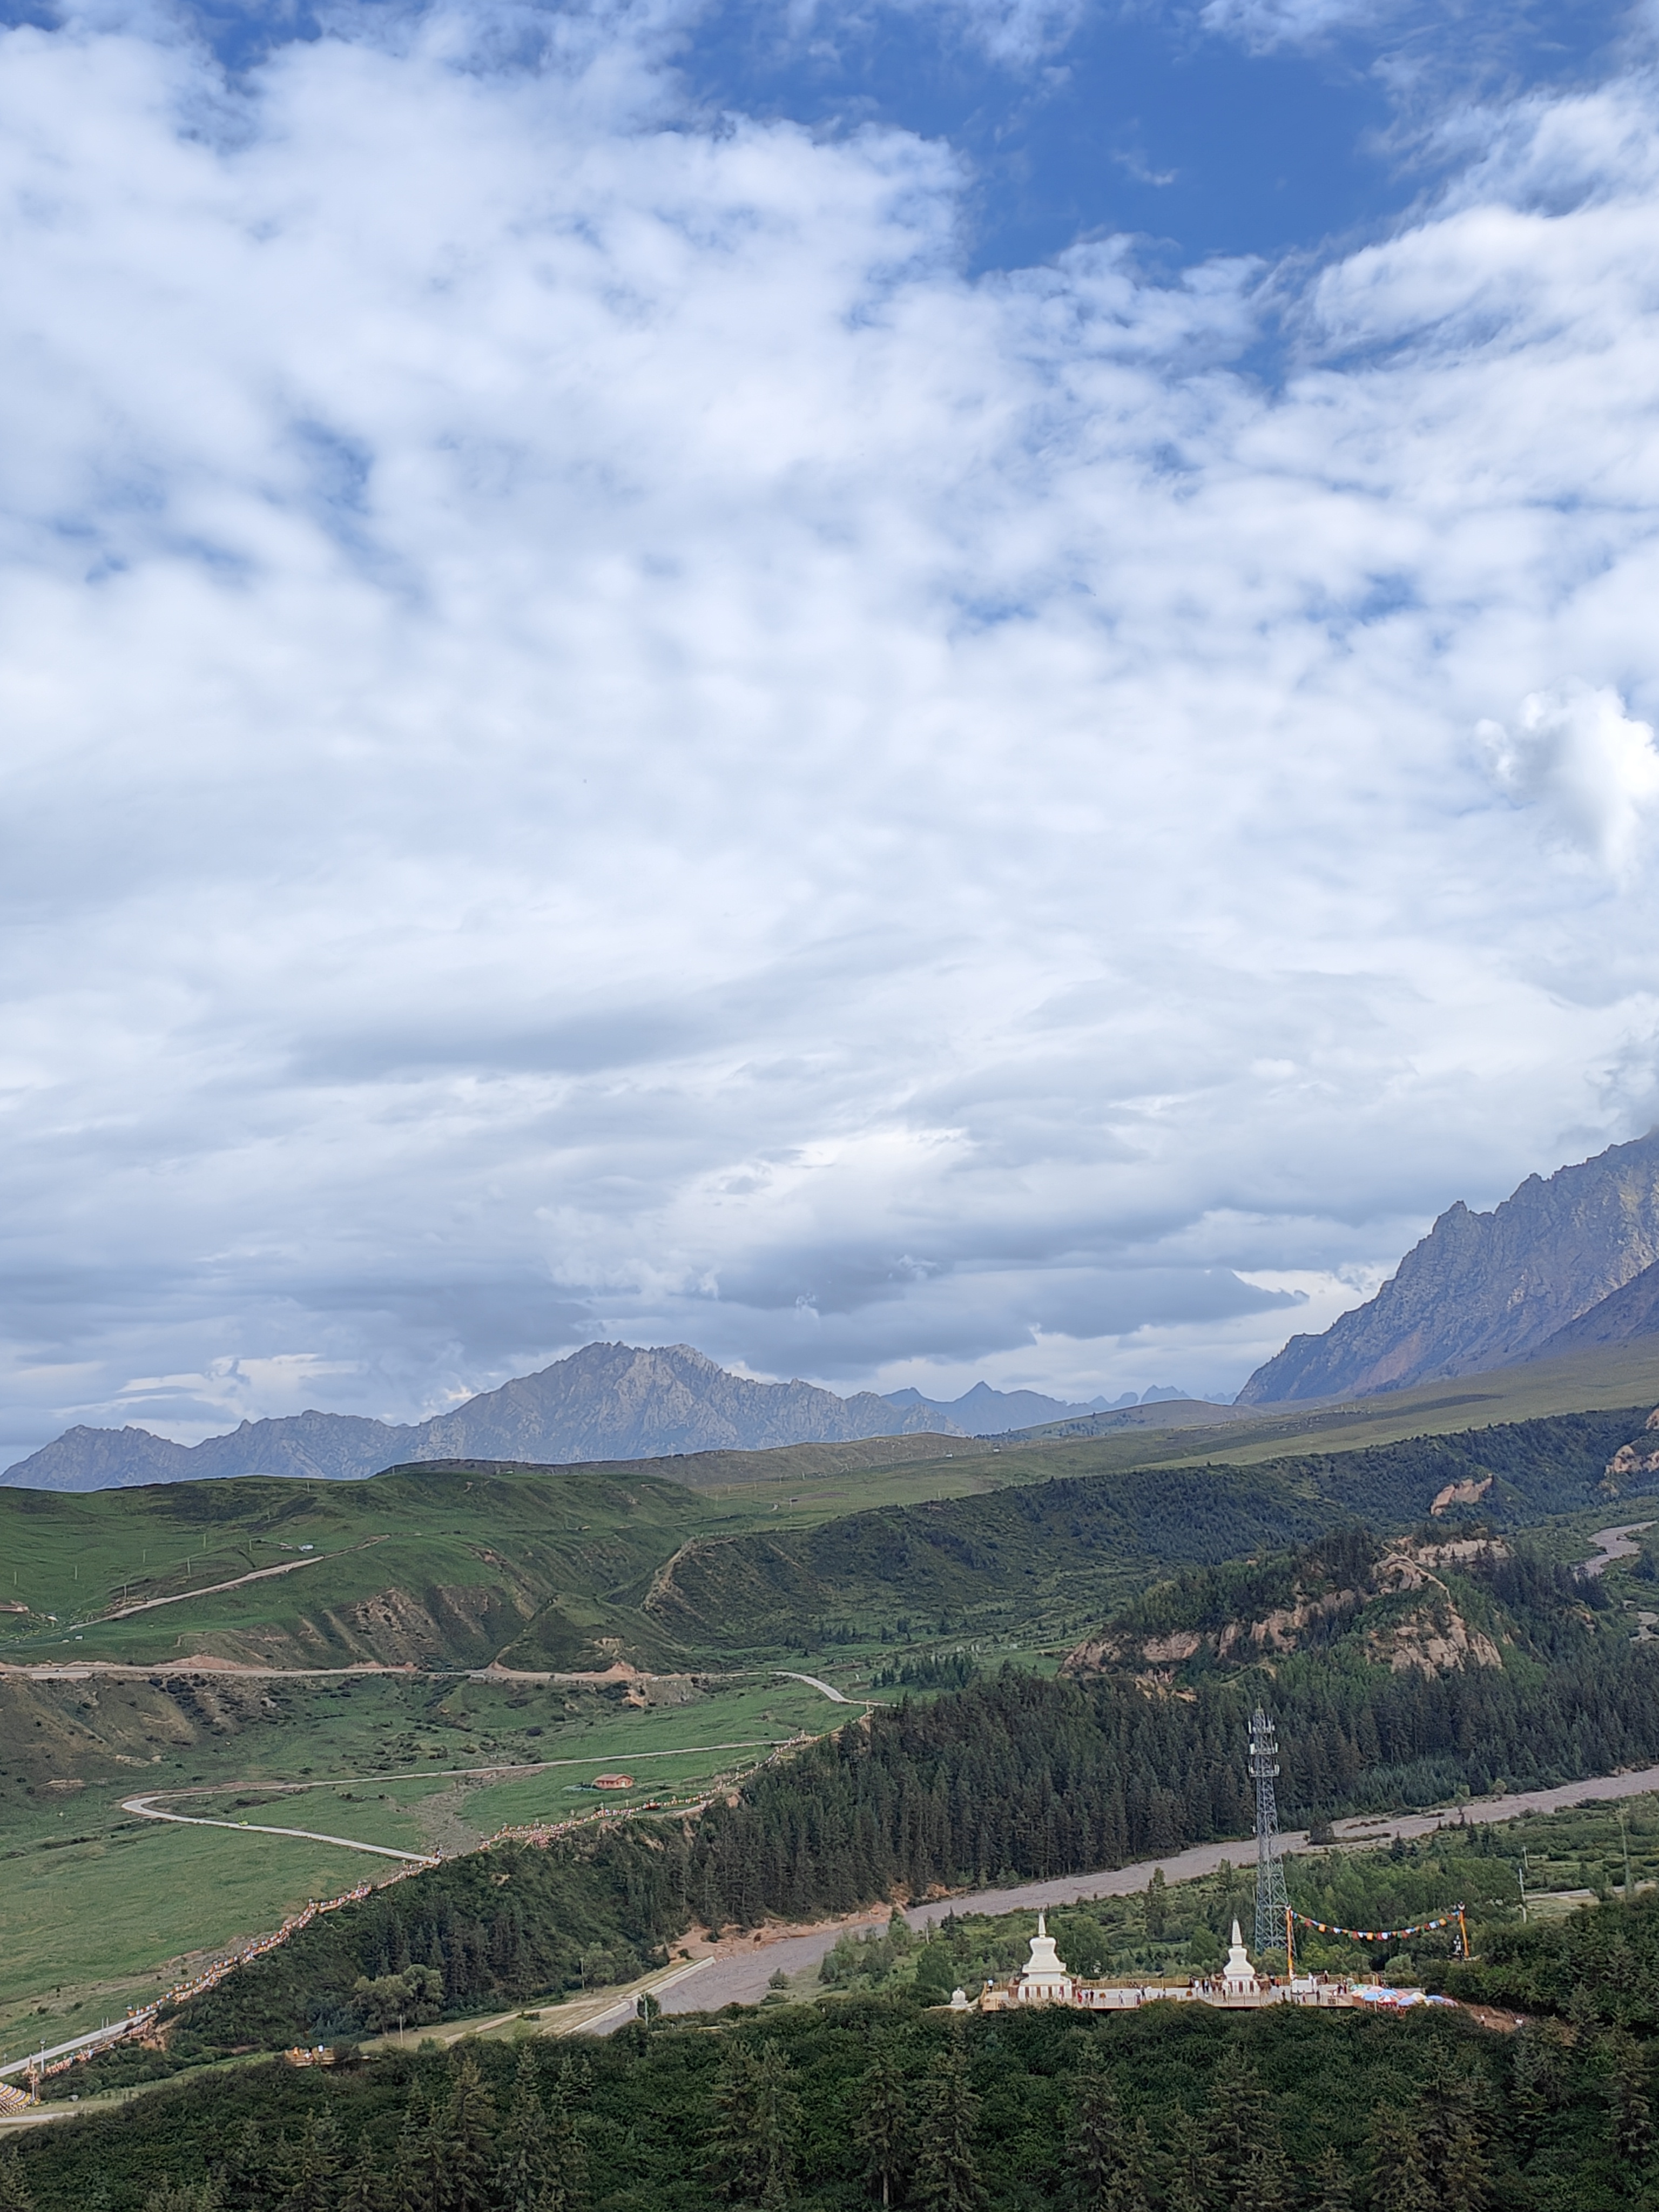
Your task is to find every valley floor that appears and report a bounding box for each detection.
[0,1671,846,2061]
[7,1752,1659,2113]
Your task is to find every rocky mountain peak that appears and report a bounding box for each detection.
[1239,1129,1659,1406]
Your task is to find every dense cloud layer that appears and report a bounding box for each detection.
[2,0,1658,1458]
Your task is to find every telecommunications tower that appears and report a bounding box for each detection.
[1249,1705,1290,1956]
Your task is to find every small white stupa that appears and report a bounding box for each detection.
[1016,1912,1075,2005]
[1220,1919,1259,1998]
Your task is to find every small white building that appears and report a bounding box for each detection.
[1014,1912,1075,2005]
[1220,1920,1260,1999]
[971,1913,1353,2015]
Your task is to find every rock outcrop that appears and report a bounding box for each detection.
[1063,1534,1509,1683]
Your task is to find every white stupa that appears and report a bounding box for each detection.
[1220,1919,1259,1997]
[1016,1912,1075,2005]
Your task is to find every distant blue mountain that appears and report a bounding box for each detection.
[879,1381,1191,1434]
[2,1343,960,1493]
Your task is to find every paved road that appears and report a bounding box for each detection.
[648,1761,1659,2019]
[0,2018,144,2082]
[551,1958,714,2035]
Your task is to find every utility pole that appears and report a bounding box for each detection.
[1249,1707,1291,1957]
[1620,1808,1634,1901]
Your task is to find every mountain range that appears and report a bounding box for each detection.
[883,1381,1176,1424]
[1240,1129,1659,1404]
[0,1343,1139,1493]
[27,1129,1659,1484]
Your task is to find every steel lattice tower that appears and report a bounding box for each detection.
[1249,1705,1290,1956]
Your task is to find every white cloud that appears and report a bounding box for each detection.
[783,0,1086,64]
[1196,0,1399,55]
[1479,686,1659,878]
[2,7,1659,1453]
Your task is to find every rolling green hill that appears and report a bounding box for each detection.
[8,1330,1659,1679]
[612,1402,1659,1662]
[1002,1334,1659,1469]
[0,1461,710,1674]
[5,1382,1659,2056]
[5,1398,1655,1683]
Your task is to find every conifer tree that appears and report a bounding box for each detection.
[543,2056,590,2212]
[1231,2139,1292,2212]
[396,2083,444,2212]
[1111,2117,1159,2212]
[1415,2065,1490,2212]
[853,2056,909,2209]
[1067,2043,1125,2210]
[913,2045,986,2212]
[1145,1871,1169,1941]
[0,2145,33,2212]
[216,2117,272,2211]
[440,2054,499,2212]
[1164,2108,1220,2212]
[1305,2147,1353,2212]
[1601,2030,1656,2167]
[280,2109,342,2212]
[706,2039,802,2209]
[339,2137,394,2212]
[1204,2047,1281,2208]
[496,2043,589,2212]
[1511,2024,1568,2145]
[1368,2107,1437,2212]
[1068,2051,1158,2212]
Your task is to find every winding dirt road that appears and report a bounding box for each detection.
[114,1734,806,1851]
[118,1792,441,1864]
[97,1540,388,1623]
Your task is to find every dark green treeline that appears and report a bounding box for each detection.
[8,1974,1657,2212]
[689,1573,1659,1928]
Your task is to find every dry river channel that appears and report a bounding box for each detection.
[660,1761,1659,2017]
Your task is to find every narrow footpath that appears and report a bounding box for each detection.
[117,1794,441,1865]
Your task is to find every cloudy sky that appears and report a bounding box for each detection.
[2,0,1658,1460]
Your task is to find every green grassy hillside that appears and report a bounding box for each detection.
[0,1668,837,2062]
[1006,1335,1659,1472]
[0,1462,710,1672]
[627,1460,1341,1660]
[4,1380,1657,2055]
[622,1403,1657,1661]
[8,1337,1659,1676]
[5,1399,1652,1696]
[0,1447,1027,1676]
